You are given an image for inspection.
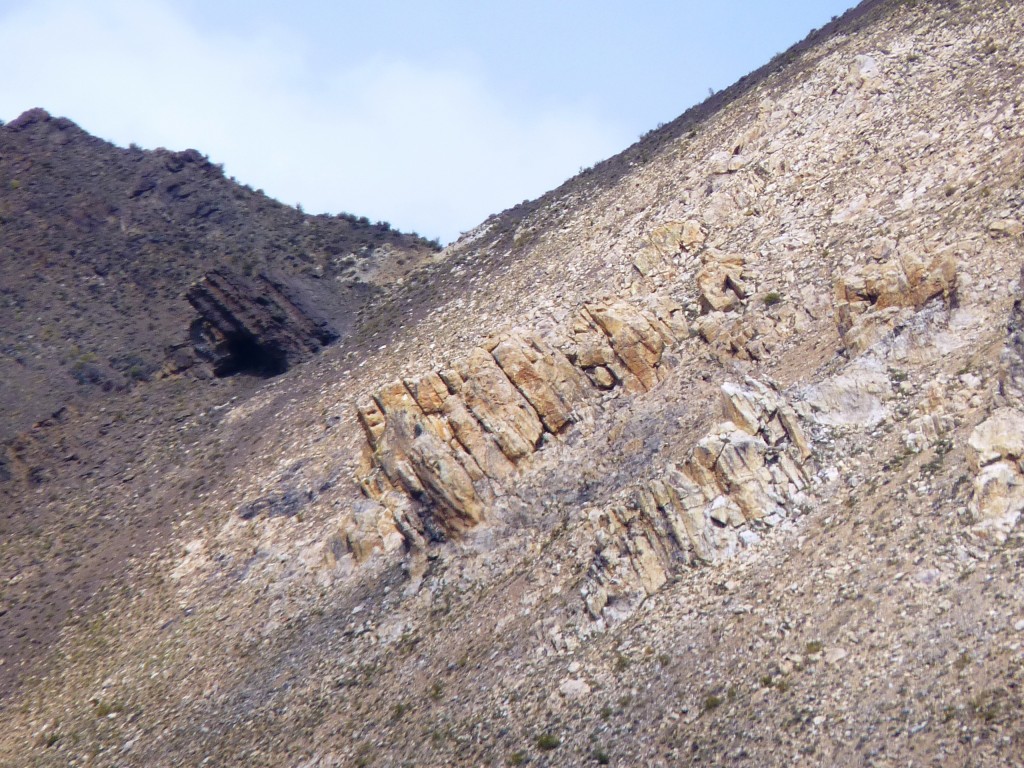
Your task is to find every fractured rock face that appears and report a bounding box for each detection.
[797,358,892,428]
[697,250,748,314]
[835,250,957,354]
[968,284,1024,543]
[967,408,1024,471]
[695,297,813,362]
[970,461,1024,542]
[967,408,1024,542]
[186,270,338,377]
[584,378,814,623]
[633,220,706,276]
[350,298,679,557]
[491,334,587,434]
[578,300,676,392]
[458,348,546,461]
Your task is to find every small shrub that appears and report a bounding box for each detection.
[94,700,123,718]
[592,747,611,764]
[354,742,375,767]
[702,694,723,712]
[536,733,561,751]
[763,292,783,307]
[507,752,526,766]
[391,702,409,721]
[969,690,1004,723]
[613,653,630,672]
[805,641,824,655]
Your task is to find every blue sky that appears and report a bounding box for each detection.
[1,0,856,242]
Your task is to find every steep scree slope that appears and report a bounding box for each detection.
[4,0,1024,766]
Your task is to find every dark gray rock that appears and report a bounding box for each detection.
[186,270,338,377]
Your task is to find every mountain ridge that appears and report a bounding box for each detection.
[0,107,440,442]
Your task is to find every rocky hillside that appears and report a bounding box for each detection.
[4,0,1024,765]
[0,109,439,442]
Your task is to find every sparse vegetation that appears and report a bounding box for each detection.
[703,694,723,712]
[969,689,1005,723]
[536,733,561,751]
[93,700,123,718]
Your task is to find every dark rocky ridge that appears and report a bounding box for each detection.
[185,269,339,378]
[0,108,438,441]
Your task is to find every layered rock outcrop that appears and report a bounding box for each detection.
[582,379,813,621]
[353,299,679,557]
[185,270,338,377]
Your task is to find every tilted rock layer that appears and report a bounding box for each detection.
[354,298,676,550]
[583,379,813,621]
[185,269,339,377]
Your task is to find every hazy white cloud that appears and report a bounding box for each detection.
[0,0,624,241]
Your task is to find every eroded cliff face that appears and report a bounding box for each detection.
[5,1,1024,766]
[184,270,339,377]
